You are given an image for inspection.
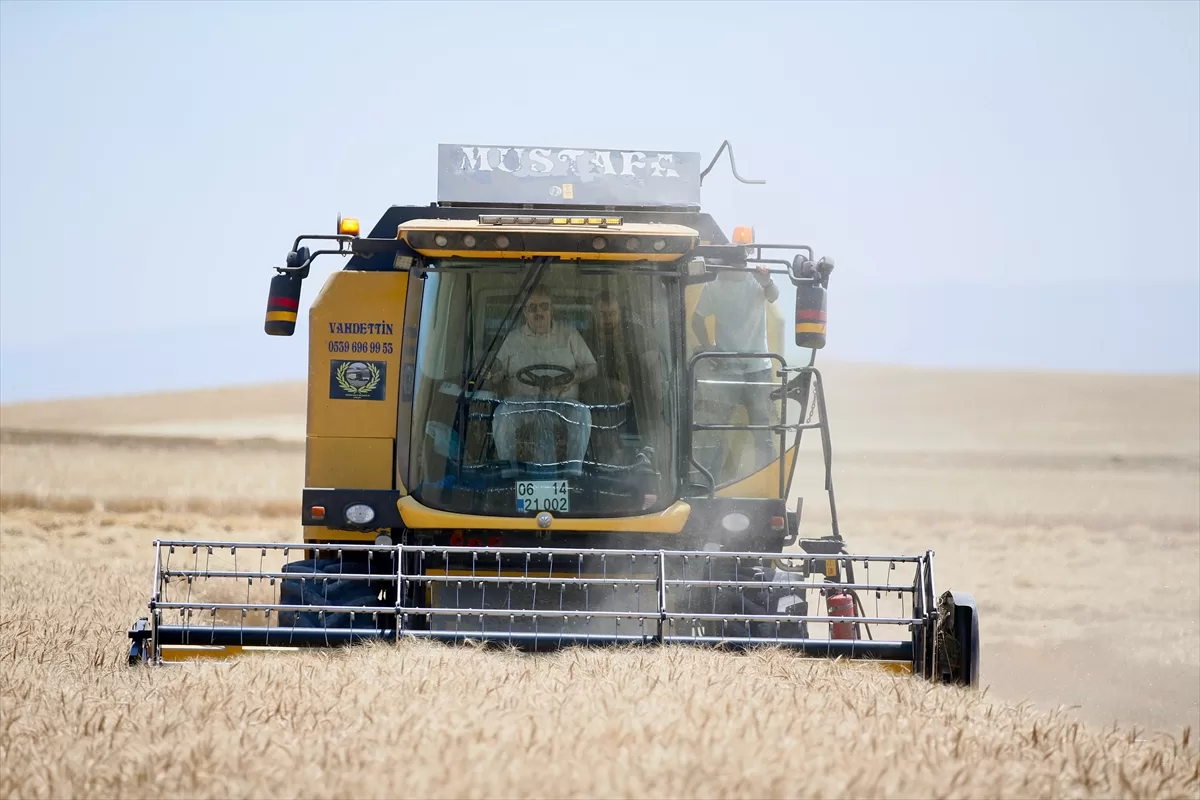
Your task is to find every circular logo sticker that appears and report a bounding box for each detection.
[335,361,382,397]
[343,362,373,389]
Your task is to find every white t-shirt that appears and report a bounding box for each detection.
[695,271,773,373]
[494,321,597,400]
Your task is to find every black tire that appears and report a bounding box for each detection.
[936,591,980,687]
[278,558,390,629]
[683,563,808,642]
[127,618,152,666]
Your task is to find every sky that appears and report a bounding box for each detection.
[1,0,1197,403]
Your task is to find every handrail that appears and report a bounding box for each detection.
[699,140,766,186]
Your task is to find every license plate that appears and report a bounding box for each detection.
[516,480,570,513]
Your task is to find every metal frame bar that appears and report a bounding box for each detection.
[687,351,793,498]
[682,355,840,540]
[139,540,932,667]
[274,234,410,276]
[146,540,928,562]
[699,140,766,186]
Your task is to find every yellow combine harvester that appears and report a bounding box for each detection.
[126,141,980,685]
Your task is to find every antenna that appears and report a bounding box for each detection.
[699,140,766,186]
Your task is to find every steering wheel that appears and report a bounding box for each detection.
[515,364,575,392]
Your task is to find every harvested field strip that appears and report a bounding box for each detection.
[0,427,305,453]
[0,491,298,518]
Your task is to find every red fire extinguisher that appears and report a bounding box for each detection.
[827,590,856,640]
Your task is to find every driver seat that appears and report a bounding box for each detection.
[486,401,595,471]
[513,416,566,464]
[582,376,632,466]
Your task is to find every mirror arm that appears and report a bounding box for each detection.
[277,247,346,275]
[291,233,356,252]
[276,236,408,277]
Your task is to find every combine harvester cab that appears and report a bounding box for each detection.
[126,141,980,687]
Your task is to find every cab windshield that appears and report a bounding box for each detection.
[408,259,678,517]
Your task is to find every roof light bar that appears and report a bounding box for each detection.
[398,219,696,262]
[478,215,623,227]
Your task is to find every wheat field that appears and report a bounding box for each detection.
[1,362,1198,798]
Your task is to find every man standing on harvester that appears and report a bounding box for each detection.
[691,263,780,468]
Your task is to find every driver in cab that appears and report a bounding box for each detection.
[488,288,597,473]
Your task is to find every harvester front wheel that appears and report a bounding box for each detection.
[935,591,980,687]
[684,564,808,643]
[278,558,391,629]
[127,617,152,666]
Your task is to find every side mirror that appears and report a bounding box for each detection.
[794,281,827,349]
[793,255,832,349]
[265,270,304,336]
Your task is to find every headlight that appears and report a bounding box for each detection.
[721,512,751,534]
[345,503,376,526]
